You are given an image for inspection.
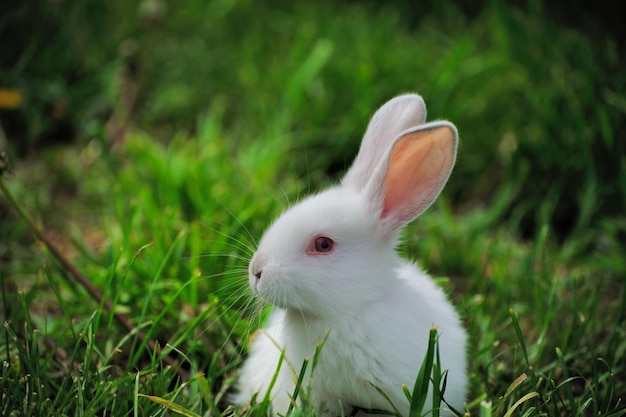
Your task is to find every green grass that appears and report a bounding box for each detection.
[1,1,625,416]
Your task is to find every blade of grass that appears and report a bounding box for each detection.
[555,347,576,412]
[138,394,201,417]
[575,398,594,417]
[256,349,286,416]
[409,327,438,417]
[432,363,440,417]
[502,392,539,417]
[193,372,220,417]
[509,309,530,368]
[286,357,309,415]
[369,381,403,417]
[310,330,330,374]
[134,372,140,417]
[480,401,493,417]
[503,373,528,401]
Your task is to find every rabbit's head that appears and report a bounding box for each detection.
[249,94,457,318]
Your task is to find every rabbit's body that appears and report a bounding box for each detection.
[233,95,467,416]
[234,263,466,416]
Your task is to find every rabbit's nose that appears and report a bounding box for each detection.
[250,254,266,283]
[250,262,262,281]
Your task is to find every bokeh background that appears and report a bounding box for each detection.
[2,0,624,240]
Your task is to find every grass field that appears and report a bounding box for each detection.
[1,1,625,416]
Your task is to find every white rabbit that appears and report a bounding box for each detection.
[232,94,467,416]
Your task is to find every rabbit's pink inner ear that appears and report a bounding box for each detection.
[381,126,456,225]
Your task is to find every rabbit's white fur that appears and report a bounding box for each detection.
[232,94,467,416]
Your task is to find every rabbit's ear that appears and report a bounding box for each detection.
[366,122,457,233]
[342,94,426,191]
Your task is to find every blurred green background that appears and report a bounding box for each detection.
[2,0,624,241]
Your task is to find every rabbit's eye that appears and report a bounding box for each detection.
[315,237,333,252]
[308,236,335,255]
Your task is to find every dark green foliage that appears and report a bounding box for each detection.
[3,1,623,236]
